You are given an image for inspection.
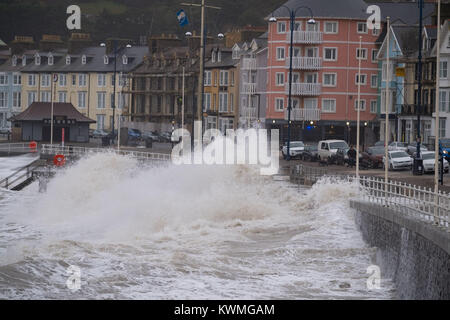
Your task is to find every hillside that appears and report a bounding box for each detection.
[0,0,283,44]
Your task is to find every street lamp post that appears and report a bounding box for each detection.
[269,5,315,161]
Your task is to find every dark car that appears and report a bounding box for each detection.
[440,139,450,161]
[128,128,142,139]
[362,146,385,169]
[301,145,318,162]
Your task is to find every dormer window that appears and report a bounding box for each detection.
[66,56,71,65]
[81,55,87,65]
[122,55,128,65]
[104,55,109,65]
[48,54,53,66]
[22,55,26,66]
[218,51,221,62]
[212,51,216,63]
[35,54,41,65]
[12,55,17,66]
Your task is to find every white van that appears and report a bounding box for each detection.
[317,140,349,161]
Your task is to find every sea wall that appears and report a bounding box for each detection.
[350,200,450,300]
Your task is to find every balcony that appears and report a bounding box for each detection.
[240,106,258,119]
[285,82,321,96]
[287,31,323,44]
[400,104,434,117]
[287,57,322,70]
[242,58,257,70]
[242,82,257,95]
[284,108,321,121]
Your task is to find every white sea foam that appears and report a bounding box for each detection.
[0,153,396,299]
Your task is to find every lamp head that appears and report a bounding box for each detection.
[100,43,106,47]
[126,44,132,48]
[307,18,316,25]
[185,31,193,37]
[217,33,224,40]
[269,16,277,23]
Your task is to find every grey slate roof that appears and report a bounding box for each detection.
[392,25,420,57]
[270,0,369,19]
[10,102,95,123]
[374,1,435,25]
[205,49,237,69]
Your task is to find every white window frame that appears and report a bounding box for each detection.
[79,74,87,87]
[203,93,211,111]
[40,91,51,102]
[0,92,7,108]
[276,47,285,61]
[355,73,367,85]
[371,49,378,62]
[371,74,378,88]
[27,91,36,106]
[276,72,285,86]
[277,21,286,33]
[356,48,368,60]
[78,91,87,109]
[357,22,368,34]
[97,92,106,109]
[323,47,337,61]
[0,73,7,86]
[219,92,228,112]
[28,74,36,86]
[219,70,229,86]
[98,74,106,87]
[13,73,21,85]
[59,74,67,87]
[370,100,377,114]
[12,92,21,108]
[204,71,212,86]
[275,97,284,111]
[324,21,338,34]
[323,73,337,87]
[58,91,67,103]
[440,60,448,79]
[322,98,336,113]
[41,74,50,87]
[354,99,366,111]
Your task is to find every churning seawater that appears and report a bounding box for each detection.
[0,153,396,299]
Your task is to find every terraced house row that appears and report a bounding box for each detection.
[0,0,448,145]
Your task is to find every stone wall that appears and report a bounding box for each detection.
[351,200,450,300]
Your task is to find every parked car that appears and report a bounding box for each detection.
[419,151,449,173]
[159,132,172,143]
[330,147,363,166]
[440,139,450,161]
[282,141,305,159]
[301,145,318,162]
[142,131,160,142]
[406,143,428,155]
[361,146,385,169]
[0,128,11,135]
[317,140,349,162]
[388,142,408,152]
[383,150,413,171]
[91,129,109,139]
[374,140,387,147]
[128,128,142,139]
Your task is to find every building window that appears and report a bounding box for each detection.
[59,74,67,87]
[122,55,128,65]
[98,74,106,87]
[372,49,378,62]
[276,47,285,60]
[275,97,284,111]
[355,73,367,85]
[97,114,105,130]
[219,70,229,86]
[357,22,368,34]
[13,92,21,108]
[0,73,7,85]
[439,90,447,112]
[97,92,106,109]
[277,22,286,33]
[13,73,21,85]
[219,92,228,112]
[323,73,336,87]
[82,55,87,65]
[276,72,285,86]
[104,55,109,65]
[324,21,338,34]
[305,73,318,83]
[371,74,378,88]
[370,100,377,114]
[322,99,336,113]
[12,56,17,66]
[203,93,211,111]
[324,48,337,61]
[66,56,71,65]
[27,91,36,106]
[372,28,380,36]
[304,98,318,109]
[72,74,76,86]
[355,99,366,111]
[212,51,216,63]
[78,92,87,108]
[22,55,26,66]
[214,72,218,86]
[230,71,235,86]
[382,62,394,81]
[204,71,212,86]
[356,48,367,60]
[439,61,448,79]
[41,74,50,87]
[439,119,446,138]
[41,91,51,102]
[381,90,396,113]
[35,54,41,65]
[48,54,54,65]
[28,74,36,86]
[230,93,234,112]
[58,91,67,103]
[79,74,87,86]
[0,92,7,108]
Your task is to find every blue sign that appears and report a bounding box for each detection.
[176,9,189,27]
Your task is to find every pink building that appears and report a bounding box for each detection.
[266,0,380,145]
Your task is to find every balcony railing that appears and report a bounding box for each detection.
[287,31,323,44]
[240,106,258,119]
[242,82,257,95]
[284,108,321,121]
[287,57,322,70]
[285,82,321,96]
[400,104,434,116]
[242,58,257,70]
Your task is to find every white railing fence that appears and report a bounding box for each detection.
[40,144,171,162]
[0,143,36,153]
[291,164,450,232]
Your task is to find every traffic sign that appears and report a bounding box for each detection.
[176,9,189,27]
